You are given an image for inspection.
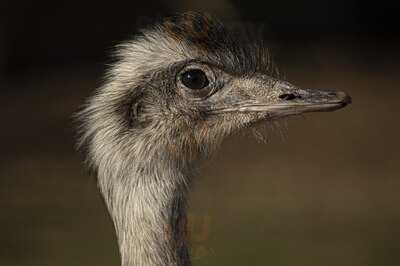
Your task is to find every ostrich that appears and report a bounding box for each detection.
[77,12,351,266]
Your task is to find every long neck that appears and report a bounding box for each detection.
[99,157,192,266]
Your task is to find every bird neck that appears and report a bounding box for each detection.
[99,156,192,266]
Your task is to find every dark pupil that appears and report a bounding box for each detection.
[181,69,209,90]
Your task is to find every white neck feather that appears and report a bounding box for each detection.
[98,153,192,266]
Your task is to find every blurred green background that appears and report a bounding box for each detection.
[1,1,399,265]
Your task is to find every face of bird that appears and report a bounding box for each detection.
[104,12,351,159]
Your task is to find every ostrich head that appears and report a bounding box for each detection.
[78,12,351,266]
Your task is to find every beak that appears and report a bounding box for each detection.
[209,80,352,118]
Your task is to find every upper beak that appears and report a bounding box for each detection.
[209,79,352,118]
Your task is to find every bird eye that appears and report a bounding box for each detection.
[180,69,209,90]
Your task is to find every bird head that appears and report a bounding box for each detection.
[79,12,351,168]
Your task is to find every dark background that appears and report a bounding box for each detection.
[1,1,400,266]
[2,0,400,77]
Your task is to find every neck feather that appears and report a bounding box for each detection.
[98,154,192,266]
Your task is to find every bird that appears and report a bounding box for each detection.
[77,12,351,266]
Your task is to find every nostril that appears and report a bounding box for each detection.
[279,93,298,100]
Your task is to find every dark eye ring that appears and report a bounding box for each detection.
[180,69,209,90]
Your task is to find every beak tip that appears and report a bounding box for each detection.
[336,91,352,106]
